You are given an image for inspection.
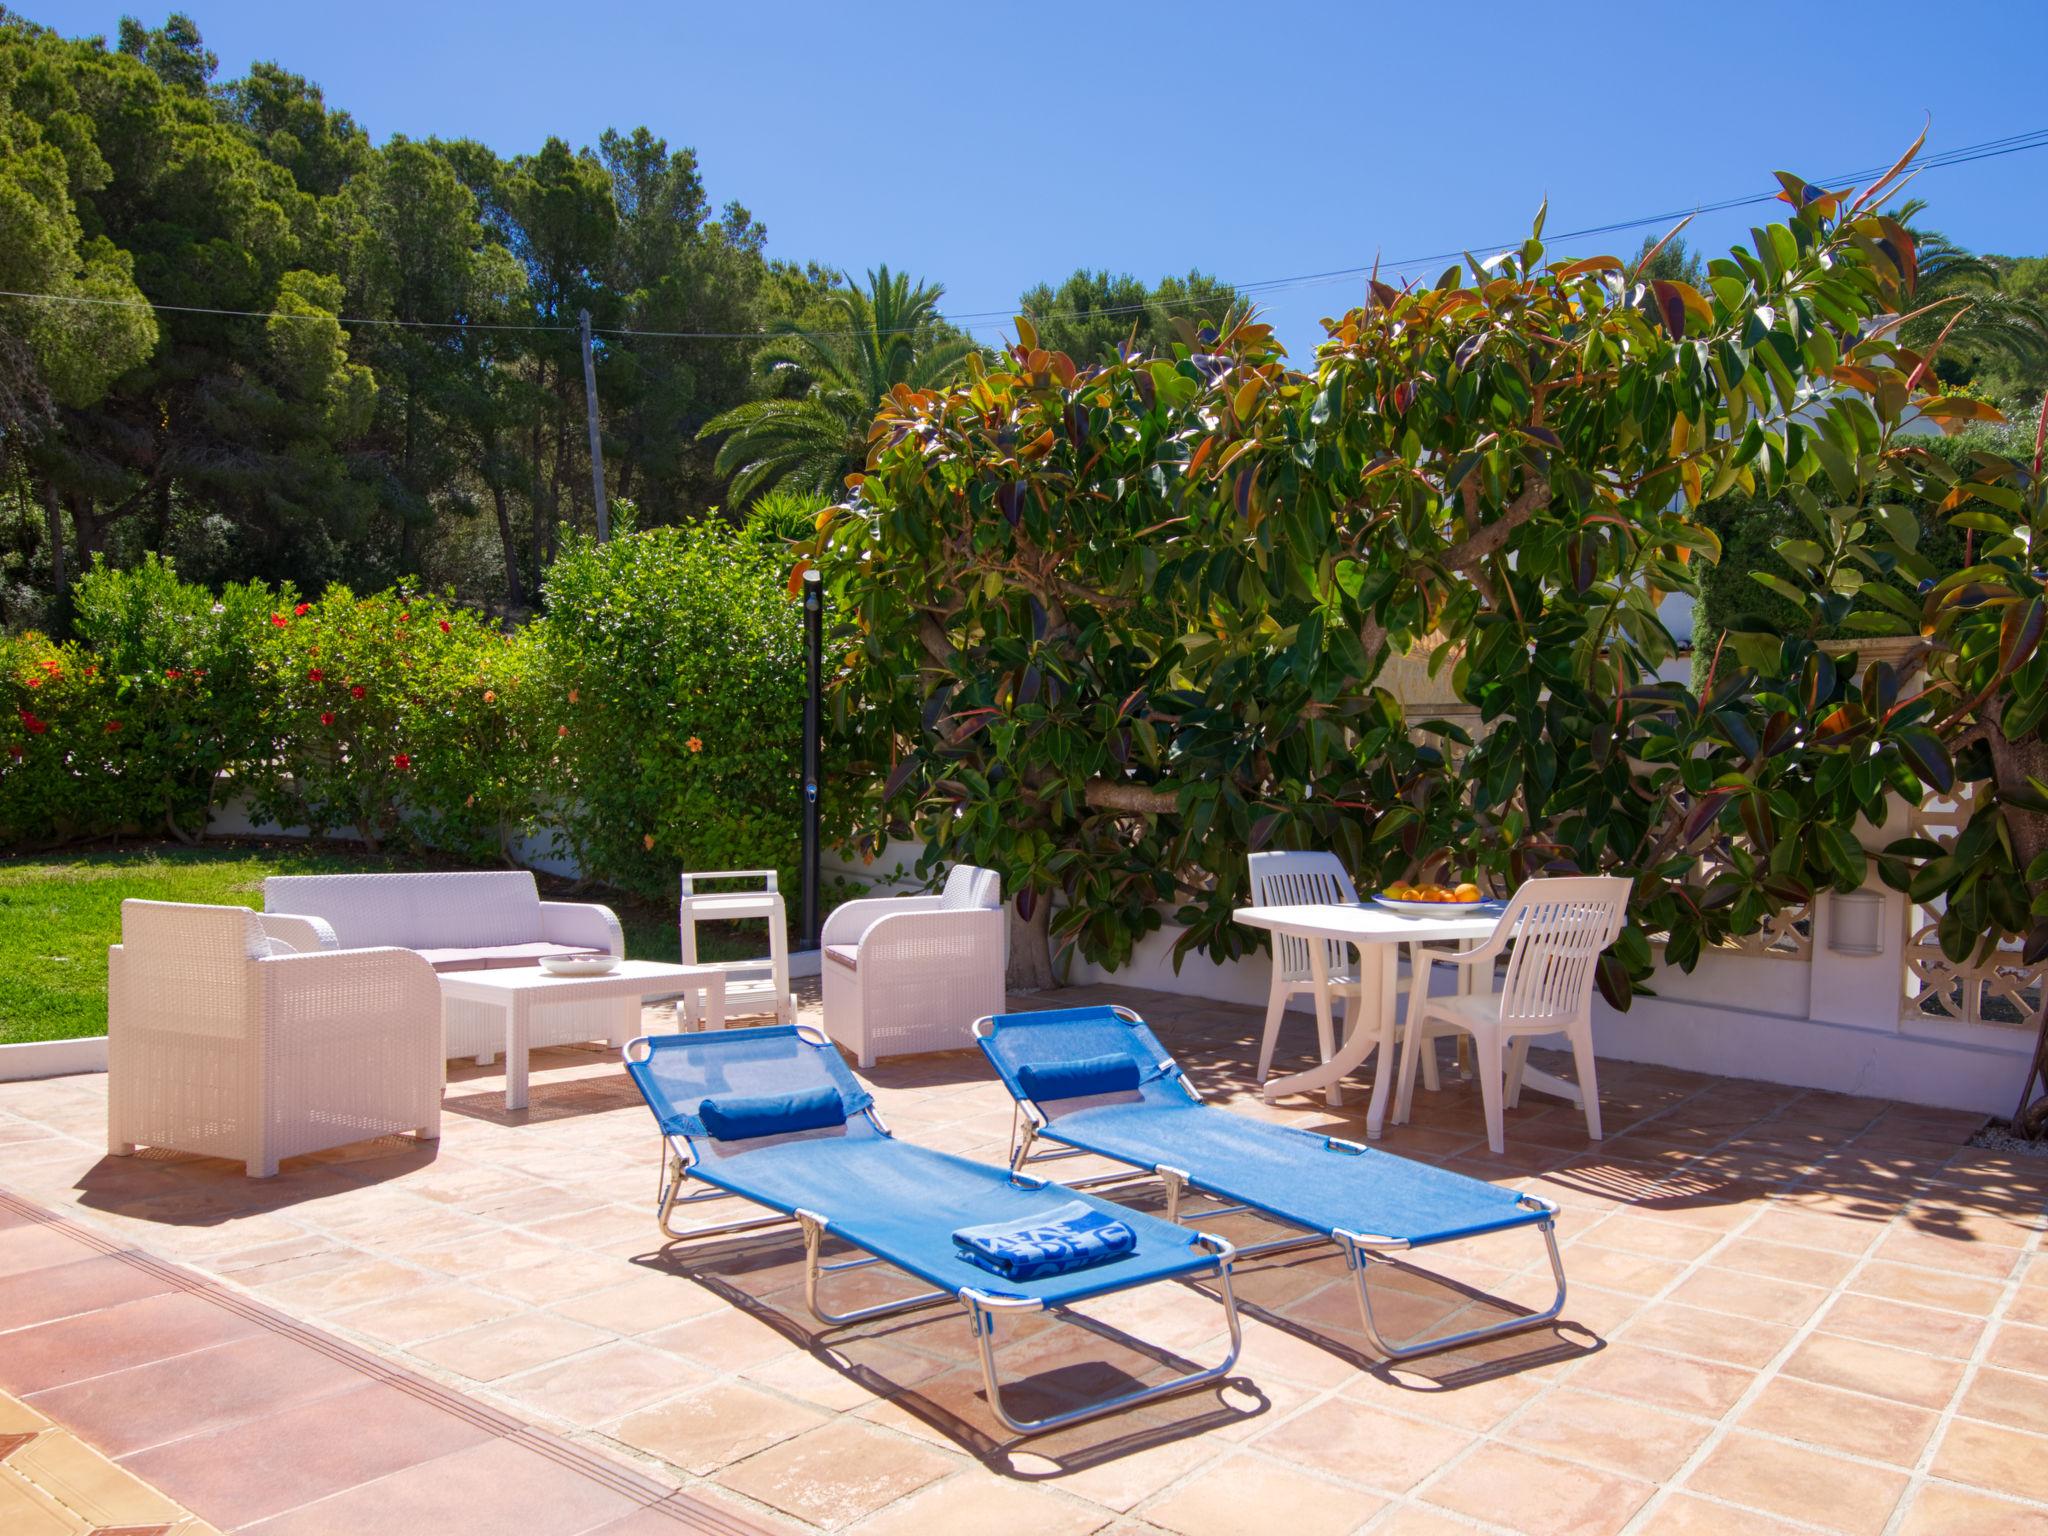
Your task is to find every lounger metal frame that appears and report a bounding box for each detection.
[624,1025,1244,1436]
[975,1007,1566,1362]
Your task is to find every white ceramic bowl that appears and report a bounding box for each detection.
[539,953,620,977]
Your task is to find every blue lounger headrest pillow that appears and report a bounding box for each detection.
[698,1085,847,1141]
[1017,1053,1141,1103]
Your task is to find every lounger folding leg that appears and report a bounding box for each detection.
[978,1005,1569,1362]
[623,1024,1245,1436]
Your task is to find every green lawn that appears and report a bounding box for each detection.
[0,841,761,1044]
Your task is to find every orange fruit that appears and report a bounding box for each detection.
[1454,882,1481,902]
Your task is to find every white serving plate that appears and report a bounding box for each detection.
[539,954,621,977]
[1371,895,1491,917]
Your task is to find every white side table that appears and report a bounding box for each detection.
[679,870,795,1025]
[437,960,727,1111]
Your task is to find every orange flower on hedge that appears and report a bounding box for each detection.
[687,736,703,752]
[643,834,655,850]
[482,690,497,704]
[557,724,568,737]
[24,676,39,689]
[39,658,60,675]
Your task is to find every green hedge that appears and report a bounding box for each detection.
[1,526,819,896]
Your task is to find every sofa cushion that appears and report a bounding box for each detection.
[414,942,601,974]
[824,943,860,971]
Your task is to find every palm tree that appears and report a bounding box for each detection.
[700,266,980,502]
[1891,201,2048,393]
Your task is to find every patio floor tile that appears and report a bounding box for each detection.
[714,1418,953,1530]
[1142,1453,1378,1536]
[1930,1417,2048,1503]
[613,1381,828,1475]
[1496,1386,1713,1481]
[24,1331,366,1457]
[239,1435,644,1536]
[1255,1397,1473,1494]
[1895,1483,2048,1535]
[1778,1331,1968,1408]
[1734,1376,1938,1465]
[0,1253,176,1331]
[1816,1291,1987,1358]
[850,1472,1112,1536]
[1562,1343,1752,1416]
[0,1290,265,1395]
[117,1379,495,1528]
[1983,1321,2048,1377]
[1419,1442,1651,1536]
[1956,1363,2048,1433]
[1683,1431,1906,1534]
[406,1311,612,1382]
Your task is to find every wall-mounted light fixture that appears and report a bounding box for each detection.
[1827,889,1885,957]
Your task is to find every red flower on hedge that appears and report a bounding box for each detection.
[24,676,40,689]
[307,668,324,683]
[293,603,310,617]
[104,720,122,734]
[18,710,46,735]
[350,685,366,700]
[165,668,183,680]
[192,669,205,679]
[392,752,412,771]
[320,711,335,726]
[398,612,410,623]
[438,619,451,634]
[6,745,19,759]
[271,613,288,628]
[39,658,60,675]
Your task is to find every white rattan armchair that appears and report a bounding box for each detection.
[108,900,444,1178]
[1397,875,1632,1155]
[821,865,1004,1066]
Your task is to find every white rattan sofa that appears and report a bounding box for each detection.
[108,900,443,1178]
[820,865,1004,1066]
[262,871,628,1063]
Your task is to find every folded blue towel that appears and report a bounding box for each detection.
[698,1085,847,1141]
[953,1199,1138,1282]
[1017,1053,1141,1103]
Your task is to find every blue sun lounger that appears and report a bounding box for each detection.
[622,1024,1242,1434]
[974,1006,1565,1360]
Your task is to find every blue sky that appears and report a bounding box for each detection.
[33,2,2048,356]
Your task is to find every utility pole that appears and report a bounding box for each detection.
[801,568,823,948]
[577,308,609,541]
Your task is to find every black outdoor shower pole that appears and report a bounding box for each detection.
[801,567,823,949]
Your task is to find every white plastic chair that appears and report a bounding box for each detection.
[108,900,444,1178]
[1247,851,1443,1095]
[820,865,1004,1066]
[1397,875,1631,1155]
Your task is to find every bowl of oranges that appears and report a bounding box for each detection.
[1374,879,1488,915]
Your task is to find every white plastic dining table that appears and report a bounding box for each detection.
[1232,901,1583,1137]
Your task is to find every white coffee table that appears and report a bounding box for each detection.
[436,960,728,1110]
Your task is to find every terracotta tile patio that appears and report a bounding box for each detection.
[2,981,2046,1534]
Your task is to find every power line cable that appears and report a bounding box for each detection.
[1,127,2043,343]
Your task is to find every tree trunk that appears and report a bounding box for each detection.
[1006,897,1056,991]
[40,480,65,593]
[491,480,525,610]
